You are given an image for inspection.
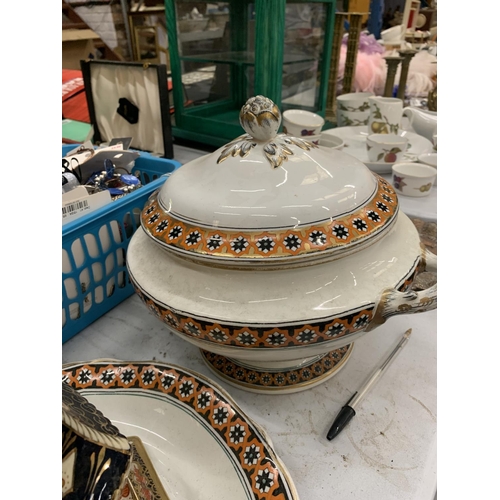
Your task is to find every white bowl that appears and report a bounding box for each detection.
[392,162,437,197]
[319,134,344,150]
[282,109,325,138]
[307,134,321,145]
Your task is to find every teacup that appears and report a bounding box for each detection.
[307,134,321,145]
[391,162,437,197]
[366,134,408,163]
[337,92,373,113]
[337,111,369,127]
[318,134,344,150]
[336,92,372,127]
[282,109,325,137]
[305,134,344,150]
[417,153,437,186]
[368,96,403,135]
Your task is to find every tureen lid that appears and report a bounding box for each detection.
[141,96,399,264]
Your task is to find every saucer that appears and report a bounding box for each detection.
[321,126,434,174]
[62,360,299,500]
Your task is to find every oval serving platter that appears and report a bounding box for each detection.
[62,360,299,500]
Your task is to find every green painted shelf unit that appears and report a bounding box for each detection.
[165,0,337,146]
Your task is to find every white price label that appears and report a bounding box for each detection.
[62,188,111,225]
[62,199,90,219]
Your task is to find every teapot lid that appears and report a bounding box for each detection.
[141,96,399,265]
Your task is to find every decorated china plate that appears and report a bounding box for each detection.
[321,126,433,174]
[62,360,299,500]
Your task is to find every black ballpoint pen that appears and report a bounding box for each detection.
[326,328,412,441]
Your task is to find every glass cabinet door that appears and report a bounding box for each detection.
[166,0,335,146]
[282,2,328,111]
[176,2,230,105]
[173,1,255,107]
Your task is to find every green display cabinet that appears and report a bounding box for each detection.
[165,0,337,147]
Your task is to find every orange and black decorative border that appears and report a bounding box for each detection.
[133,281,374,348]
[202,346,352,390]
[62,362,296,500]
[141,175,398,260]
[129,255,420,349]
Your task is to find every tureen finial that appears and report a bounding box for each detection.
[239,95,281,142]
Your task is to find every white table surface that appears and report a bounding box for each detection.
[62,142,437,500]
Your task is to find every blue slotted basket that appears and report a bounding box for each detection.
[62,145,181,343]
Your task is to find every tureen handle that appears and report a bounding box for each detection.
[218,96,317,167]
[239,95,281,142]
[367,248,437,329]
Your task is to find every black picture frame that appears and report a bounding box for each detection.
[80,59,174,159]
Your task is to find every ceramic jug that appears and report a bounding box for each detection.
[368,96,403,135]
[402,107,437,141]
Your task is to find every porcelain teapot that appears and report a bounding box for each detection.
[402,107,437,141]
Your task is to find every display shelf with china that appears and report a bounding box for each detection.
[165,0,337,147]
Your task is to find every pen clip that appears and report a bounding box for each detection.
[344,391,358,407]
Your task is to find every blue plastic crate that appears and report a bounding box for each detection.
[62,145,181,343]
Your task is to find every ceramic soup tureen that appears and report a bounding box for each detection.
[127,95,437,394]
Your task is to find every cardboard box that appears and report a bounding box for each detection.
[62,29,99,70]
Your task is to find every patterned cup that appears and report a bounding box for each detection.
[337,110,370,127]
[307,134,322,145]
[366,134,408,163]
[368,97,403,135]
[336,92,373,127]
[319,134,344,150]
[392,162,437,197]
[282,109,325,137]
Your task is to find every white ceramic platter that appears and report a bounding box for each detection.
[321,126,434,174]
[62,360,299,500]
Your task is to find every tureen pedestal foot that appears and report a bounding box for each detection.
[200,344,354,394]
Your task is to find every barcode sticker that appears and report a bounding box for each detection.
[62,199,90,218]
[62,189,112,225]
